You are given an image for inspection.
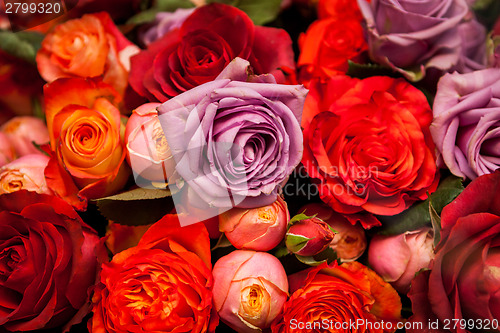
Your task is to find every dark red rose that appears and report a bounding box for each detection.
[408,170,500,332]
[0,190,107,331]
[129,3,295,102]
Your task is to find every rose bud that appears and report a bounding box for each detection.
[125,103,176,186]
[0,132,15,167]
[219,195,289,251]
[368,227,434,293]
[300,203,369,262]
[285,215,335,256]
[0,116,49,157]
[0,154,52,195]
[213,250,288,333]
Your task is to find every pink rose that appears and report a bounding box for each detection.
[213,250,288,333]
[0,154,52,195]
[0,116,49,157]
[125,103,176,185]
[0,132,15,167]
[219,195,289,251]
[368,227,434,293]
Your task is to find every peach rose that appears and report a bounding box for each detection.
[213,250,288,333]
[0,154,52,195]
[0,116,49,157]
[125,103,175,185]
[219,195,289,251]
[43,77,129,210]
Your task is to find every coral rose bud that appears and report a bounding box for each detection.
[369,227,434,293]
[213,250,288,333]
[0,116,49,157]
[300,203,368,262]
[219,195,289,251]
[285,215,335,256]
[0,132,15,167]
[0,154,52,195]
[125,103,176,186]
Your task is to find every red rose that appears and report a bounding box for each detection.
[408,170,500,332]
[301,75,439,215]
[129,3,295,102]
[0,190,106,331]
[90,215,219,333]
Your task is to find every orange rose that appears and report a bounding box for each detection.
[298,16,367,83]
[36,12,139,96]
[271,261,402,333]
[44,77,129,210]
[302,75,439,215]
[90,215,219,333]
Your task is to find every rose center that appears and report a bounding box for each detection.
[240,284,264,318]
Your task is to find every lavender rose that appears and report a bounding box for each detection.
[357,0,471,80]
[138,8,195,46]
[431,68,500,179]
[158,58,306,217]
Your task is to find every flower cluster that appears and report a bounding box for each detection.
[1,0,499,332]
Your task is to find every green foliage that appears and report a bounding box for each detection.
[376,175,464,235]
[95,188,174,226]
[127,0,195,24]
[206,0,282,25]
[0,31,44,64]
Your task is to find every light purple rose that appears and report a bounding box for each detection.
[157,57,306,217]
[139,8,195,46]
[455,18,487,73]
[431,68,500,179]
[357,0,470,81]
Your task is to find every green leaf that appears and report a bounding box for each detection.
[376,175,464,235]
[287,212,317,228]
[273,246,290,258]
[206,0,282,25]
[127,0,195,25]
[346,61,402,79]
[155,0,195,11]
[211,233,233,251]
[429,201,441,248]
[285,234,311,253]
[295,247,337,267]
[0,31,44,64]
[95,188,174,226]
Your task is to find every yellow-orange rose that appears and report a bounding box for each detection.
[44,77,129,210]
[271,261,402,333]
[36,12,139,96]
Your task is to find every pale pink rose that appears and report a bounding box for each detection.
[0,132,15,167]
[125,103,176,186]
[213,250,288,333]
[0,154,52,195]
[368,227,434,293]
[0,116,49,157]
[219,195,289,251]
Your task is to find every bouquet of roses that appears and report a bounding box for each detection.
[1,0,499,332]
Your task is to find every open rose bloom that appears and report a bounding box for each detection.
[2,0,500,332]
